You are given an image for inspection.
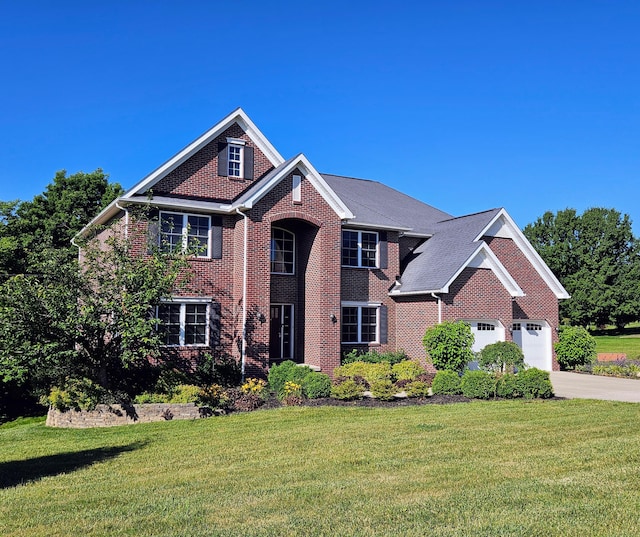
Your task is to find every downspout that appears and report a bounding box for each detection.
[236,208,248,382]
[115,201,129,238]
[431,293,442,324]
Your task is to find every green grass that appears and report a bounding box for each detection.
[2,401,640,536]
[591,325,640,358]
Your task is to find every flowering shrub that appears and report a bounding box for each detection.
[281,381,304,406]
[197,384,229,409]
[241,378,267,396]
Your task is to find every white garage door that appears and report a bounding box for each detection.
[512,321,552,371]
[468,321,505,370]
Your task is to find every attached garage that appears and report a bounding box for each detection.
[468,320,505,370]
[512,320,552,371]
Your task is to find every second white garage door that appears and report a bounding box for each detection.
[512,320,552,371]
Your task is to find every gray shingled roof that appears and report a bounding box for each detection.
[397,209,503,293]
[322,174,452,235]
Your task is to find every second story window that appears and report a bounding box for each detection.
[271,227,295,274]
[159,212,211,257]
[342,230,379,268]
[228,144,243,177]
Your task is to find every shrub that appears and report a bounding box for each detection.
[281,381,304,405]
[197,384,229,408]
[392,360,426,381]
[370,380,397,401]
[169,384,201,403]
[268,361,313,396]
[301,372,332,399]
[555,326,597,370]
[423,321,474,372]
[333,361,392,384]
[134,392,170,404]
[516,368,554,399]
[478,341,525,373]
[495,373,521,398]
[431,370,462,395]
[404,381,431,398]
[193,352,242,387]
[46,378,103,411]
[460,371,496,399]
[331,379,365,400]
[342,349,408,365]
[241,378,268,397]
[225,388,262,412]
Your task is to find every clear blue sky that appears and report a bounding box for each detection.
[1,1,638,231]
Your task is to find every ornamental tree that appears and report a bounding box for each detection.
[423,321,474,373]
[554,325,597,370]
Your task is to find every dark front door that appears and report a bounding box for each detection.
[270,304,293,361]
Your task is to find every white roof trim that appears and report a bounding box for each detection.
[235,154,354,220]
[123,108,285,199]
[477,209,571,299]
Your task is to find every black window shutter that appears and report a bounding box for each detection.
[379,231,388,269]
[218,143,228,176]
[244,146,254,180]
[212,216,223,259]
[379,304,388,344]
[210,302,221,347]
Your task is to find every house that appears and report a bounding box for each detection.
[81,108,570,378]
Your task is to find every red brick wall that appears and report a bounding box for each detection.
[151,124,275,201]
[394,295,439,370]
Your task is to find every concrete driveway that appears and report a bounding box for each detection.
[550,371,640,402]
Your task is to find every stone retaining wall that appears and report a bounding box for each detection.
[46,403,205,428]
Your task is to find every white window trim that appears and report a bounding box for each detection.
[270,227,296,275]
[292,174,302,203]
[157,298,212,347]
[159,211,212,258]
[341,302,381,344]
[227,139,245,179]
[341,229,379,268]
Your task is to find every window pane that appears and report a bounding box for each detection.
[271,228,294,273]
[341,307,359,343]
[160,213,183,253]
[361,232,378,267]
[158,304,181,345]
[342,231,359,266]
[361,307,377,342]
[187,215,210,256]
[185,304,208,345]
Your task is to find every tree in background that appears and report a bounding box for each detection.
[0,169,123,277]
[524,208,640,328]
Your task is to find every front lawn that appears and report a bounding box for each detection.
[2,401,640,536]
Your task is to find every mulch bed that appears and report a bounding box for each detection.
[258,394,472,411]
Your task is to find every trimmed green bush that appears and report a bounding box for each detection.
[46,378,104,411]
[460,371,495,399]
[370,380,397,401]
[555,326,597,370]
[342,349,408,365]
[392,360,426,381]
[495,373,521,398]
[333,361,392,384]
[431,370,462,395]
[268,361,313,396]
[478,341,525,373]
[404,381,431,398]
[169,384,201,403]
[423,321,474,372]
[516,368,554,399]
[331,379,365,400]
[301,372,332,399]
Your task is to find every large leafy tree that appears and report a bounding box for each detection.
[524,208,640,328]
[0,169,123,276]
[0,212,189,401]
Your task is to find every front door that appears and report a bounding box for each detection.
[270,304,293,361]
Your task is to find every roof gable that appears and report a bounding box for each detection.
[122,108,284,199]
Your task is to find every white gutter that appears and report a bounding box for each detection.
[431,293,442,324]
[236,208,248,382]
